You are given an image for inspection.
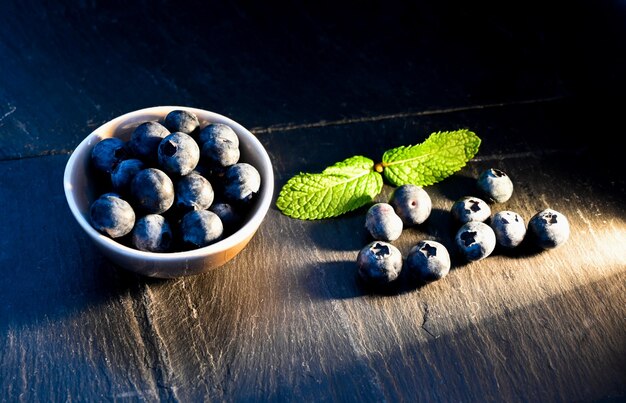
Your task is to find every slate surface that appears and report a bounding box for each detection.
[1,1,625,402]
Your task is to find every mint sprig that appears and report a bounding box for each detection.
[276,129,481,220]
[276,156,383,220]
[381,129,481,186]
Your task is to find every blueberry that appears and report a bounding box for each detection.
[477,168,514,203]
[163,109,199,135]
[181,210,224,248]
[451,196,491,224]
[131,214,173,252]
[389,184,432,226]
[91,137,128,173]
[198,123,239,148]
[209,202,242,233]
[175,171,214,212]
[455,221,496,261]
[365,202,403,242]
[89,193,135,238]
[130,168,175,214]
[223,162,261,205]
[192,161,227,186]
[406,240,451,283]
[528,208,570,249]
[490,210,526,248]
[199,123,240,168]
[357,241,403,286]
[129,121,170,161]
[111,158,145,195]
[158,132,200,176]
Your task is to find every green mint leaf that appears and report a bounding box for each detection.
[382,129,481,186]
[276,155,383,220]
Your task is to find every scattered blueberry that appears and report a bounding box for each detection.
[357,241,403,286]
[163,109,200,135]
[89,193,135,238]
[223,162,261,205]
[455,221,496,262]
[111,158,145,195]
[451,196,491,224]
[406,240,451,283]
[130,168,175,214]
[490,211,526,248]
[477,168,514,203]
[129,121,170,161]
[181,210,224,248]
[365,202,403,242]
[528,208,570,249]
[158,132,200,176]
[175,171,214,212]
[132,214,173,252]
[199,123,240,168]
[389,184,432,226]
[91,137,128,173]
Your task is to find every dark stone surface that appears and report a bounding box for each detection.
[1,1,625,159]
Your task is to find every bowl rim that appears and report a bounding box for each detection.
[63,105,274,263]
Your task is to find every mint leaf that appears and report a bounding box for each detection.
[276,129,481,220]
[382,129,481,186]
[276,155,383,219]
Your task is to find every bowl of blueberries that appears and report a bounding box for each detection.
[63,106,274,278]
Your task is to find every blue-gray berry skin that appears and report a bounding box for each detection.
[175,171,214,212]
[158,132,200,176]
[365,202,403,242]
[455,221,496,261]
[209,202,242,234]
[91,137,128,173]
[130,168,175,214]
[406,240,451,283]
[198,123,239,148]
[528,208,570,249]
[129,121,170,161]
[131,214,173,252]
[389,184,432,226]
[357,241,403,286]
[490,211,526,248]
[223,163,261,205]
[89,193,135,238]
[111,158,145,195]
[181,210,224,248]
[163,110,199,135]
[199,123,240,168]
[477,168,514,203]
[451,196,491,224]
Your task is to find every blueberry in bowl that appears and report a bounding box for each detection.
[157,131,201,177]
[198,122,241,169]
[63,106,274,278]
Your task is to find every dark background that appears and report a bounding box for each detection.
[2,0,625,160]
[1,1,625,401]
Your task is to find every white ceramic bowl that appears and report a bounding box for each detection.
[63,106,274,278]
